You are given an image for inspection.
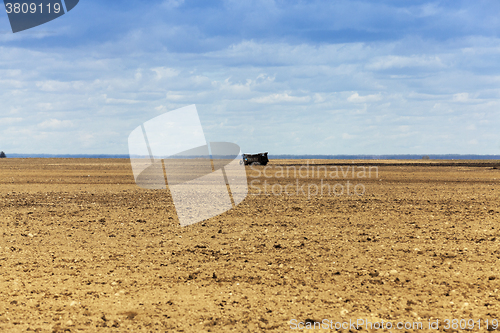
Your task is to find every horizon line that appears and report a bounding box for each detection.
[2,153,500,160]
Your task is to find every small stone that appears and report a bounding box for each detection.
[389,269,398,275]
[69,301,77,307]
[66,320,73,326]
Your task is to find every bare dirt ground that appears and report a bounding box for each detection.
[0,158,500,332]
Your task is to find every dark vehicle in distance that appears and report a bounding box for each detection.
[243,152,269,165]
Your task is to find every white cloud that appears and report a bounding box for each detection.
[0,117,23,124]
[37,103,54,111]
[342,133,356,140]
[347,92,382,103]
[103,95,141,105]
[313,93,325,103]
[154,105,168,111]
[162,0,184,9]
[151,67,180,79]
[366,55,444,71]
[38,119,74,130]
[251,93,311,104]
[36,80,76,92]
[453,93,469,102]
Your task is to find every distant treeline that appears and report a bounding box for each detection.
[4,153,500,160]
[6,153,130,159]
[272,154,500,160]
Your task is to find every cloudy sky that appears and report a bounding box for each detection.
[1,0,500,155]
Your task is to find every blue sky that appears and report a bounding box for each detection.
[1,0,500,155]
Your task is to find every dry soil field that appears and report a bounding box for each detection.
[0,158,500,332]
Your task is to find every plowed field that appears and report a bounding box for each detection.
[0,158,499,332]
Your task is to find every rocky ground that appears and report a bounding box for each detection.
[0,158,499,332]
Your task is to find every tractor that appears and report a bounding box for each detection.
[243,152,269,165]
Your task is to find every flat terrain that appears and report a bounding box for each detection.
[0,158,500,332]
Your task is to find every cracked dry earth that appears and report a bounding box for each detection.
[0,158,500,332]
